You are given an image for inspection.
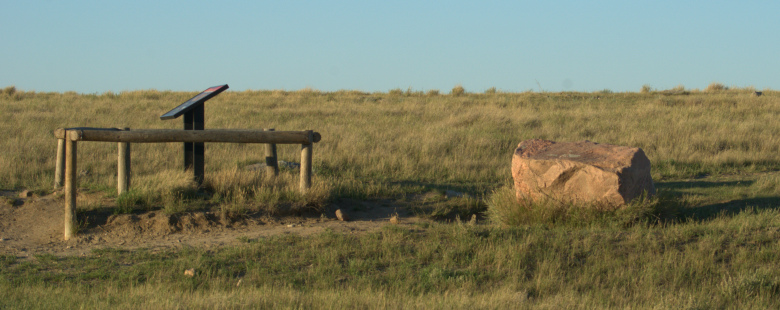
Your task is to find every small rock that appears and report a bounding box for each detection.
[335,209,350,221]
[279,160,301,170]
[445,190,465,199]
[19,190,32,198]
[389,215,399,225]
[184,268,197,277]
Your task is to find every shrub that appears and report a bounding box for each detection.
[705,82,728,92]
[484,87,497,94]
[426,89,440,96]
[451,85,465,96]
[2,86,15,96]
[388,88,403,96]
[640,85,652,93]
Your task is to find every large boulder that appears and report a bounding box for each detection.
[511,139,655,208]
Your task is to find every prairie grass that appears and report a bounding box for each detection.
[2,87,780,308]
[2,88,780,196]
[3,211,780,308]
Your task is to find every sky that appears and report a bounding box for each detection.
[2,1,779,94]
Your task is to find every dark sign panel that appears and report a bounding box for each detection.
[160,84,229,120]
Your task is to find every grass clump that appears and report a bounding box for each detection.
[204,167,331,217]
[2,86,15,96]
[487,185,662,228]
[705,82,728,92]
[451,84,465,96]
[115,190,145,214]
[388,88,403,96]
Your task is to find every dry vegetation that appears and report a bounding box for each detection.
[2,85,778,196]
[2,85,780,308]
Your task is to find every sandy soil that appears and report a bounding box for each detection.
[0,190,421,258]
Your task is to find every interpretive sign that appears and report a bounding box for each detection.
[160,84,228,184]
[160,84,229,120]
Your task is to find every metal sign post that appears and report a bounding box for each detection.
[161,84,228,185]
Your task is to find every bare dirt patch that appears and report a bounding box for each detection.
[0,190,422,258]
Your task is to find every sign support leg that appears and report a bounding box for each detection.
[184,112,194,171]
[193,105,204,185]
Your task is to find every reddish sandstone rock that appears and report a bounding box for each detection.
[511,139,655,208]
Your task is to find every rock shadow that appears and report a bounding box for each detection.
[655,180,780,221]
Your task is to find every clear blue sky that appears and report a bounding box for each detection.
[2,1,778,94]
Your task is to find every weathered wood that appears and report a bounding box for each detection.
[300,130,313,193]
[192,106,205,185]
[184,113,194,172]
[58,126,321,239]
[67,129,321,144]
[117,128,131,195]
[64,138,77,240]
[264,128,279,177]
[55,127,121,139]
[54,139,65,189]
[54,128,66,139]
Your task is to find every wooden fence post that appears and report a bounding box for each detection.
[117,128,131,195]
[54,138,65,189]
[64,136,77,240]
[300,130,313,194]
[264,128,279,177]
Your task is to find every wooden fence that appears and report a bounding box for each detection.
[53,127,321,240]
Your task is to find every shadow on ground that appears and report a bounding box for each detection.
[656,180,780,221]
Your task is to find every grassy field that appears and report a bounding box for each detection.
[2,85,780,308]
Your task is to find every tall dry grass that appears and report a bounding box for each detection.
[2,88,779,199]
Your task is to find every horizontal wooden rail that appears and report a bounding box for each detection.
[53,127,122,139]
[56,129,321,144]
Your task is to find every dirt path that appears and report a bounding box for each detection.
[0,190,422,258]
